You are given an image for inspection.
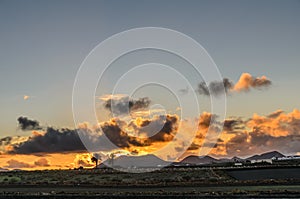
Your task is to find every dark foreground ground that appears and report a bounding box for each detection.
[1,166,300,198]
[1,185,300,199]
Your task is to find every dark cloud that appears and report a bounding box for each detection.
[267,110,284,118]
[197,78,233,96]
[252,77,272,88]
[102,95,151,115]
[10,125,121,154]
[178,86,189,95]
[17,117,42,131]
[100,120,146,148]
[198,112,218,128]
[187,143,200,150]
[209,78,233,95]
[217,138,224,143]
[223,118,244,132]
[0,136,13,145]
[149,115,178,142]
[12,127,87,154]
[129,114,179,143]
[9,114,179,154]
[197,82,209,96]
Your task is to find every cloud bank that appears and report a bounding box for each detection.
[5,114,178,155]
[2,108,299,161]
[186,109,300,157]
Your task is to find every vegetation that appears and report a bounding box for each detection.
[0,167,299,198]
[0,166,299,187]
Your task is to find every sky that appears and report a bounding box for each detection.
[0,0,300,170]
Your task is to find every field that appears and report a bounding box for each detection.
[0,166,300,198]
[227,167,300,180]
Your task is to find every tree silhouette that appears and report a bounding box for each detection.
[91,154,101,168]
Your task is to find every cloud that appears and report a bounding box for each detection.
[224,128,300,157]
[23,95,36,101]
[4,108,300,159]
[100,119,145,148]
[128,114,179,143]
[6,159,33,168]
[184,109,300,158]
[5,158,50,169]
[197,78,233,96]
[267,110,284,118]
[23,95,30,100]
[197,73,272,96]
[34,158,50,167]
[233,73,272,92]
[187,143,200,150]
[221,109,300,156]
[0,136,29,154]
[17,117,42,131]
[178,87,189,95]
[223,118,244,133]
[73,153,94,168]
[100,95,151,115]
[247,109,300,137]
[8,114,179,155]
[12,127,88,154]
[181,112,222,155]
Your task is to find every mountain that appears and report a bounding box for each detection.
[96,151,287,169]
[101,154,169,168]
[246,151,285,160]
[231,156,245,162]
[180,155,217,165]
[218,158,232,163]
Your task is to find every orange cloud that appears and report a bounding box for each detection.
[34,158,50,167]
[73,153,95,168]
[0,153,82,170]
[233,73,271,92]
[181,109,300,158]
[247,109,300,137]
[23,95,30,100]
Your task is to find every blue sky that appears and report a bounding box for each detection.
[0,0,300,137]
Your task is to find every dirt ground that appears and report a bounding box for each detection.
[0,166,300,198]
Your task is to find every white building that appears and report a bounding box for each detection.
[250,159,272,164]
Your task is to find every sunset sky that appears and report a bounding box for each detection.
[0,0,300,170]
